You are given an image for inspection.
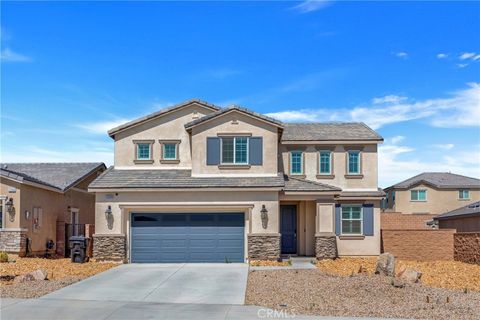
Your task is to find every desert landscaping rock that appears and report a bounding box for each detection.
[375,252,396,276]
[397,266,422,283]
[1,277,82,298]
[246,269,480,320]
[13,269,48,283]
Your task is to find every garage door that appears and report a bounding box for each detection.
[131,212,245,263]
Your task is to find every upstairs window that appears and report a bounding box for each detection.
[459,189,470,200]
[290,151,303,175]
[163,143,177,160]
[136,143,151,160]
[347,151,361,174]
[411,189,427,201]
[221,137,249,164]
[319,151,332,174]
[341,205,363,235]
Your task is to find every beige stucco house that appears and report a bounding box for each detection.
[0,163,106,256]
[89,99,384,262]
[383,172,480,215]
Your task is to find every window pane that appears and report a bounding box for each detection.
[163,144,176,159]
[418,190,426,200]
[459,190,469,199]
[235,137,248,164]
[319,151,331,173]
[348,151,359,174]
[342,220,362,234]
[291,151,302,174]
[222,138,234,163]
[137,144,150,159]
[351,207,361,219]
[411,190,418,201]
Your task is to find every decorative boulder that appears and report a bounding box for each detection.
[375,253,396,276]
[14,269,48,283]
[397,266,422,283]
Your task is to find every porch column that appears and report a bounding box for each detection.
[315,202,337,259]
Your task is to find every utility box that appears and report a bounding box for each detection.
[69,236,89,263]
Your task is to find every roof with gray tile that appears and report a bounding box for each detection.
[89,168,285,189]
[184,105,284,129]
[281,123,383,141]
[387,172,480,190]
[108,99,221,137]
[340,189,386,197]
[283,175,341,192]
[434,201,480,220]
[1,163,106,192]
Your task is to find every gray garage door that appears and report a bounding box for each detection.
[131,212,245,263]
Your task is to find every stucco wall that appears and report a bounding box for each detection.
[0,180,22,229]
[279,144,378,190]
[439,216,480,232]
[191,112,279,175]
[94,190,280,261]
[385,185,480,215]
[114,104,214,168]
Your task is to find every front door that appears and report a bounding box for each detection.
[280,205,297,254]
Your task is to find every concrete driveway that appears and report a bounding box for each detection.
[41,263,249,305]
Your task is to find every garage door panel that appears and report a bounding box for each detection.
[131,212,244,263]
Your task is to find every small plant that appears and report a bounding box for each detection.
[0,251,9,263]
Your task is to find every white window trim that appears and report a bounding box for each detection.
[347,150,361,175]
[318,150,332,175]
[162,143,178,160]
[410,189,427,202]
[0,195,6,229]
[458,189,470,200]
[220,136,249,165]
[136,143,152,160]
[341,205,363,236]
[290,150,304,175]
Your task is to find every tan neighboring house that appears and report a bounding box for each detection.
[383,172,480,215]
[0,163,106,256]
[89,99,385,263]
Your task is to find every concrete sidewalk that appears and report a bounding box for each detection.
[0,298,385,320]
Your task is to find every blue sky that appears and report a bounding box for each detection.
[1,1,479,187]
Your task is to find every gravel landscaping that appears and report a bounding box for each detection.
[0,256,119,298]
[246,269,480,319]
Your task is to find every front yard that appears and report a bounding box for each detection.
[246,258,480,319]
[0,255,119,298]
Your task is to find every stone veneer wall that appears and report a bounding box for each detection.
[454,232,480,265]
[248,233,280,260]
[93,234,126,262]
[315,233,337,259]
[0,230,27,256]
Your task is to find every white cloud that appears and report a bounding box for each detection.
[457,63,469,68]
[436,53,448,59]
[0,146,113,166]
[460,52,476,60]
[266,82,480,130]
[291,0,331,13]
[75,118,131,134]
[378,139,480,187]
[431,143,454,150]
[372,95,407,105]
[394,52,408,59]
[1,48,31,62]
[389,135,405,144]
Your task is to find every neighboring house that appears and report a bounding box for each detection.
[0,163,106,256]
[383,173,480,215]
[434,201,480,232]
[89,99,384,263]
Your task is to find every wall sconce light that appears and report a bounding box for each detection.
[5,198,15,222]
[260,205,268,229]
[25,210,30,220]
[105,205,112,220]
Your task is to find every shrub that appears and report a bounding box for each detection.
[0,251,8,263]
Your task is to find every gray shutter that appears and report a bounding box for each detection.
[363,204,374,236]
[335,204,341,236]
[249,137,263,165]
[206,137,220,165]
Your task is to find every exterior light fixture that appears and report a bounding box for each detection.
[105,205,112,220]
[260,205,268,229]
[25,210,30,220]
[5,198,15,222]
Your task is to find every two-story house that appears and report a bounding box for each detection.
[383,172,480,215]
[89,99,384,262]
